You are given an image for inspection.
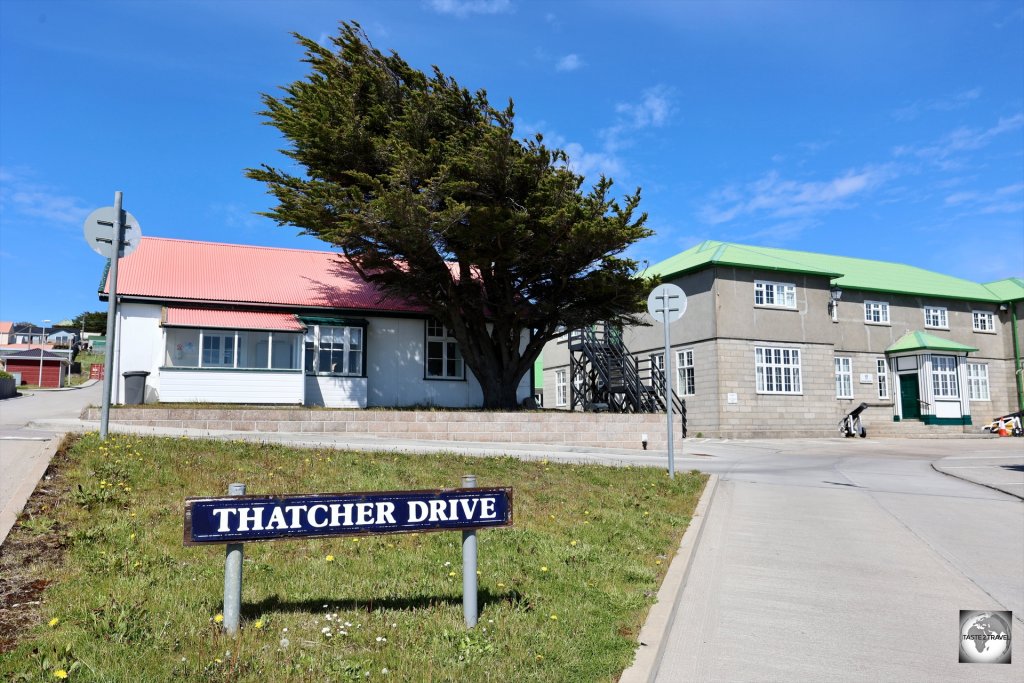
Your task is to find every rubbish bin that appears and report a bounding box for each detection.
[123,371,150,405]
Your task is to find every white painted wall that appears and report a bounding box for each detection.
[366,317,531,408]
[161,369,304,404]
[113,302,164,403]
[305,375,367,408]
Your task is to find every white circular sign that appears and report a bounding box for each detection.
[83,206,142,259]
[647,283,687,323]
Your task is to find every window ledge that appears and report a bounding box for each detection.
[425,376,466,382]
[924,326,949,331]
[972,329,997,335]
[753,305,798,311]
[306,373,366,379]
[864,321,891,327]
[160,366,302,373]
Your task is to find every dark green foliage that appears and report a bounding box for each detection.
[71,311,107,333]
[247,22,654,408]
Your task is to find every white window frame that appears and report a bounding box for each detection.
[931,355,959,399]
[676,349,695,396]
[755,346,803,395]
[966,363,990,401]
[876,358,889,400]
[555,369,567,407]
[864,300,890,325]
[924,306,948,329]
[754,280,797,309]
[305,325,363,376]
[426,321,464,380]
[200,332,236,368]
[972,311,995,333]
[835,357,853,399]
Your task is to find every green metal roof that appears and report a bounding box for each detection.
[984,277,1024,302]
[646,240,1005,303]
[886,330,978,354]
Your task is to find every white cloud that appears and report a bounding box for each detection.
[892,88,982,122]
[602,85,674,153]
[944,182,1024,216]
[0,168,90,227]
[895,113,1024,165]
[699,166,894,225]
[556,54,583,72]
[427,0,512,18]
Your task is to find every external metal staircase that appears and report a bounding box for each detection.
[568,323,687,436]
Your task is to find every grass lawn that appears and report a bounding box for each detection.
[67,352,104,388]
[0,434,706,682]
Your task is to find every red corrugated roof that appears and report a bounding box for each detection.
[164,307,305,331]
[102,237,425,313]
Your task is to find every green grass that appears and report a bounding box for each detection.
[67,352,104,387]
[0,434,706,682]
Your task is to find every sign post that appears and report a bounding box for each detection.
[647,283,687,479]
[223,483,246,636]
[185,483,513,634]
[462,474,478,628]
[83,193,142,440]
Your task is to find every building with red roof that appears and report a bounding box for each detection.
[100,237,530,407]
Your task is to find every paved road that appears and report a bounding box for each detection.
[0,383,101,543]
[655,438,1023,682]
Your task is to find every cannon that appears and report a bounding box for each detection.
[839,402,868,438]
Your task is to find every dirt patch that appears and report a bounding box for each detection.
[0,435,75,653]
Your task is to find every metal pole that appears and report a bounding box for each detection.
[462,474,478,628]
[223,482,246,636]
[662,303,675,479]
[99,191,124,440]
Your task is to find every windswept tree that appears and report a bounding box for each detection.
[248,22,654,409]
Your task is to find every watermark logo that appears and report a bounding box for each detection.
[959,610,1011,664]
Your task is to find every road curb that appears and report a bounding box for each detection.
[619,473,720,683]
[0,434,65,547]
[930,462,1024,501]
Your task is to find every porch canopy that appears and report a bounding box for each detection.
[886,330,977,355]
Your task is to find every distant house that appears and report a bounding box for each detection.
[98,237,532,407]
[543,241,1024,437]
[47,329,78,347]
[4,349,70,387]
[0,322,13,346]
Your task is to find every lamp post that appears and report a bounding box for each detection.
[38,319,50,387]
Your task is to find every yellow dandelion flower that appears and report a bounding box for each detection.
[535,654,544,662]
[448,571,457,577]
[254,619,264,629]
[48,617,59,627]
[129,533,136,540]
[540,566,549,572]
[656,560,663,565]
[53,670,68,679]
[214,614,224,624]
[326,555,335,562]
[549,614,558,621]
[570,540,577,547]
[643,511,649,516]
[497,582,505,588]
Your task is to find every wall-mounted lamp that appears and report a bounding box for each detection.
[999,303,1009,312]
[830,287,843,301]
[828,287,842,319]
[641,432,649,450]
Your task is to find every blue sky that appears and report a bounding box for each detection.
[1,0,1022,326]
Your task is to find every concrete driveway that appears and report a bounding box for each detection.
[654,438,1023,682]
[0,382,101,543]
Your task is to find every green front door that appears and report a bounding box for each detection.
[900,373,921,420]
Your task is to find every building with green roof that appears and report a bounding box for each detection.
[542,241,1023,437]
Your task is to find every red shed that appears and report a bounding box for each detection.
[3,349,69,388]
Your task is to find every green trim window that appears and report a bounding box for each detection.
[972,311,995,332]
[426,321,464,380]
[835,357,853,398]
[931,356,959,398]
[924,306,948,329]
[555,369,567,406]
[966,363,990,401]
[304,325,363,376]
[755,346,802,395]
[676,349,695,395]
[864,301,890,324]
[754,280,796,309]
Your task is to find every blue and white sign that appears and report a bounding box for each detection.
[184,487,513,544]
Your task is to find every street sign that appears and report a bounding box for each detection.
[184,487,514,545]
[83,205,141,259]
[647,283,687,322]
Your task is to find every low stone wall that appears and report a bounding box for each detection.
[83,407,684,450]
